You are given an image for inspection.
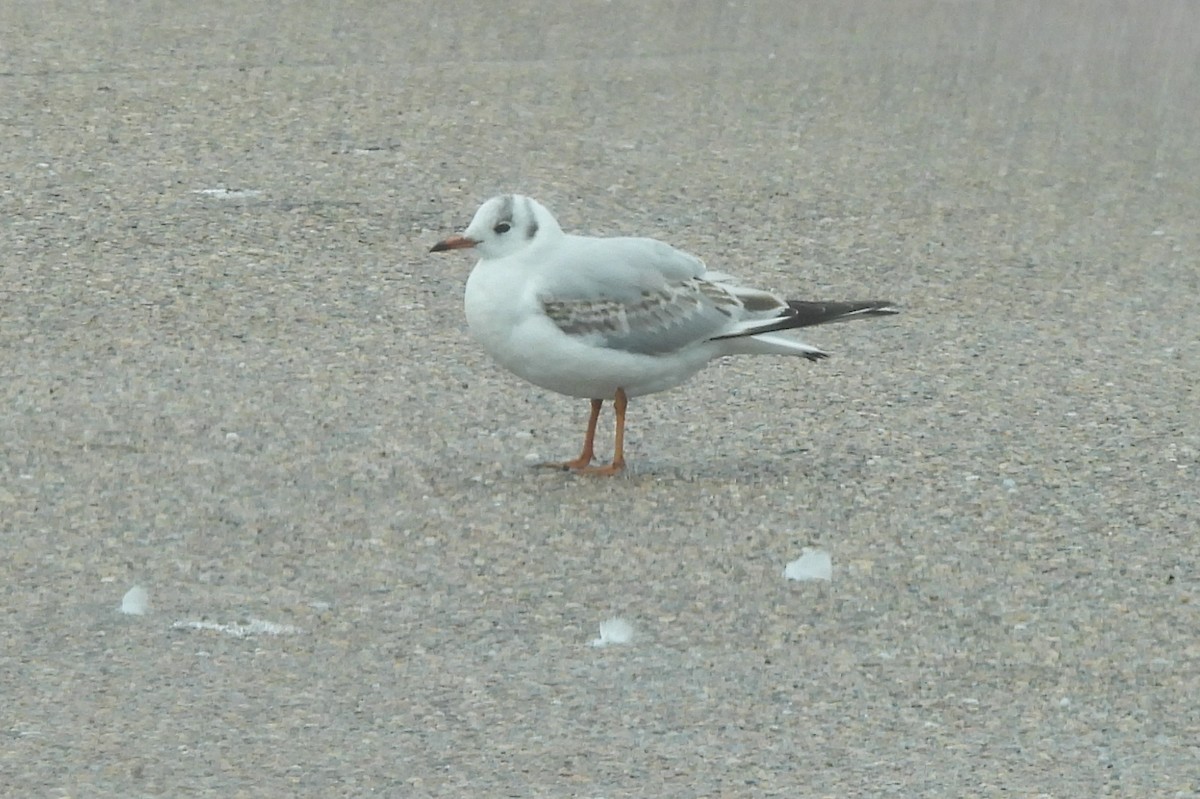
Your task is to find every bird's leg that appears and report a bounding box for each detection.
[575,388,627,476]
[539,398,602,470]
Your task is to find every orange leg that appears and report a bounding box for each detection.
[575,388,627,476]
[540,398,603,470]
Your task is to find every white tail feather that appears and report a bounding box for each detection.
[715,333,828,359]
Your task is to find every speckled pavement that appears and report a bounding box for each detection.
[2,2,1198,796]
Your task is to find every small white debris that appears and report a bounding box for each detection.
[120,585,149,615]
[171,618,301,638]
[591,617,634,647]
[192,188,262,199]
[784,548,832,582]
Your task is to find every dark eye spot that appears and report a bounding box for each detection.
[493,222,511,234]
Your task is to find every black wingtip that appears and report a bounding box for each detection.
[785,300,900,328]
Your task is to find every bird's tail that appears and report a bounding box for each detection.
[715,333,830,360]
[711,299,898,341]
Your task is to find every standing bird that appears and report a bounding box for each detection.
[431,194,897,475]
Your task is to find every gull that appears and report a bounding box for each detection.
[431,194,898,475]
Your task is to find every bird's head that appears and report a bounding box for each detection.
[430,194,561,261]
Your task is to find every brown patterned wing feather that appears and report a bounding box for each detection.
[541,279,745,356]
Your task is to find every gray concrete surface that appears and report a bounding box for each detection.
[3,1,1198,796]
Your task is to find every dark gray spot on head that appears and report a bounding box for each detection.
[497,194,515,221]
[522,196,538,239]
[490,194,515,233]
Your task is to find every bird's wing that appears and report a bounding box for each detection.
[534,235,794,356]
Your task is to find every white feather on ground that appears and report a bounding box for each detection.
[591,617,635,647]
[120,585,149,615]
[784,548,833,582]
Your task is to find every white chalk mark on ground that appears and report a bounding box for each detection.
[172,618,301,638]
[192,188,262,199]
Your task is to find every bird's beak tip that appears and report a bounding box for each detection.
[430,235,476,253]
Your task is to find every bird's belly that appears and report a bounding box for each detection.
[503,330,712,398]
[466,303,709,400]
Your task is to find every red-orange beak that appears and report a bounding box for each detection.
[429,235,478,253]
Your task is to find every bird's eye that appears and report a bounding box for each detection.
[493,222,511,234]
